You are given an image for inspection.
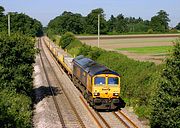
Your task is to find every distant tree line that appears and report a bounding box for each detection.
[0,6,43,37]
[47,8,180,35]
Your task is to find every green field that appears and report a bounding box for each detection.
[117,46,173,54]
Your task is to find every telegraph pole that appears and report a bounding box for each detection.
[8,14,10,36]
[98,14,100,48]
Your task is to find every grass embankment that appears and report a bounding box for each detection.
[118,46,173,54]
[50,33,165,119]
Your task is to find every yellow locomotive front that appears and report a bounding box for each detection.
[91,73,123,110]
[93,74,120,99]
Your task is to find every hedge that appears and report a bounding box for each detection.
[0,32,36,127]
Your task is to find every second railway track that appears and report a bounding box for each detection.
[38,38,65,127]
[38,38,86,128]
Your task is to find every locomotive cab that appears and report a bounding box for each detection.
[91,72,122,110]
[92,74,120,99]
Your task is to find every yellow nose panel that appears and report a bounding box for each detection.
[93,86,120,98]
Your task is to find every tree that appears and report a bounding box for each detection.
[107,15,116,32]
[175,22,180,30]
[150,39,180,127]
[0,6,5,16]
[10,12,43,36]
[60,32,76,49]
[157,10,170,30]
[115,14,128,33]
[0,6,6,32]
[0,6,43,36]
[47,11,85,35]
[150,10,170,32]
[0,33,36,127]
[107,15,149,34]
[0,33,36,95]
[150,16,164,32]
[85,8,107,34]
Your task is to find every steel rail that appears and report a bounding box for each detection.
[95,112,111,128]
[113,112,130,128]
[112,111,139,128]
[40,37,86,128]
[38,38,66,128]
[118,110,139,128]
[80,96,103,128]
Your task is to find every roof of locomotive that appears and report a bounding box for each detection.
[73,55,120,76]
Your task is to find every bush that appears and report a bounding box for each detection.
[66,39,83,56]
[169,28,178,33]
[0,33,36,96]
[0,89,32,128]
[0,32,36,127]
[78,44,92,56]
[59,32,75,49]
[147,29,154,34]
[150,39,180,127]
[86,47,105,60]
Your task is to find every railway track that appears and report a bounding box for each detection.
[38,38,86,128]
[38,39,65,127]
[41,36,142,128]
[80,95,139,128]
[113,111,139,128]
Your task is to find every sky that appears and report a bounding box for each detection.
[0,0,180,27]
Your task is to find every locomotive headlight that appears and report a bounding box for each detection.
[94,92,100,96]
[113,93,119,96]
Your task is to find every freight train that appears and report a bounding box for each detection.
[44,38,125,110]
